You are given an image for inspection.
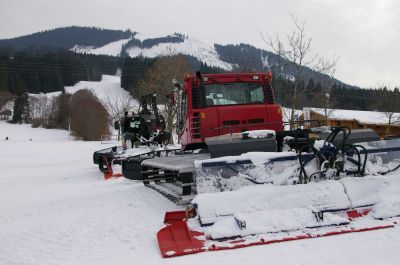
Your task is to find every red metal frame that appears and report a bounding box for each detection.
[157,209,396,258]
[163,211,187,225]
[102,156,124,180]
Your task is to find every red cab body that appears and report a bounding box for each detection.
[177,72,283,150]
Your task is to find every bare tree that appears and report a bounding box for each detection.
[262,14,337,129]
[385,112,399,135]
[101,88,136,121]
[43,97,58,128]
[137,54,190,134]
[381,87,400,135]
[314,55,339,123]
[29,94,55,128]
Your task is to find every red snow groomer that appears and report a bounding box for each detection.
[140,71,320,203]
[153,71,400,257]
[89,71,400,256]
[139,72,386,204]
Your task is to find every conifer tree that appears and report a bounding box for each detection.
[12,92,29,123]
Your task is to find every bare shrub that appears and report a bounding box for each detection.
[31,118,44,128]
[0,91,13,107]
[70,89,109,141]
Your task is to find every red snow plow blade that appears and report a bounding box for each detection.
[163,211,187,224]
[102,156,124,180]
[157,209,396,258]
[157,219,205,257]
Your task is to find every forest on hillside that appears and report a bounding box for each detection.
[0,26,133,50]
[0,50,122,94]
[1,48,399,115]
[2,50,399,141]
[271,75,400,113]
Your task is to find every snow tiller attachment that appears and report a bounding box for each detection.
[195,127,400,193]
[157,176,400,258]
[141,127,400,203]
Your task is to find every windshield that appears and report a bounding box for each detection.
[204,82,265,106]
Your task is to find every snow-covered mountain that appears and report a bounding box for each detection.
[67,31,343,86]
[126,35,234,71]
[71,38,131,57]
[0,26,355,88]
[71,32,235,71]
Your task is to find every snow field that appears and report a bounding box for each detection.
[0,122,178,265]
[2,121,400,265]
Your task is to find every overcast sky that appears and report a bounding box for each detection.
[1,0,399,88]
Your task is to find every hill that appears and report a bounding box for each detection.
[0,26,354,89]
[0,26,134,51]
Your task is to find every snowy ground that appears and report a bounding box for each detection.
[1,121,400,265]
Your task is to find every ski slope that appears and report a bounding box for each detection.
[1,121,400,265]
[30,75,139,119]
[126,37,233,71]
[70,33,234,71]
[71,38,131,57]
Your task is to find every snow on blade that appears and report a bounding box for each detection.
[193,181,350,225]
[194,151,301,192]
[195,151,297,168]
[339,177,387,208]
[246,129,276,139]
[206,208,348,239]
[371,174,400,219]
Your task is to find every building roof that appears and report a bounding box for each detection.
[0,109,12,116]
[309,108,400,126]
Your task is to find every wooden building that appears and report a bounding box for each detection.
[0,109,12,120]
[0,99,13,121]
[299,108,400,139]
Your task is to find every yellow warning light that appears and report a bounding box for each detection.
[201,112,206,119]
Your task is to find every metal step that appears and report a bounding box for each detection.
[145,183,195,204]
[142,153,210,173]
[141,153,208,203]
